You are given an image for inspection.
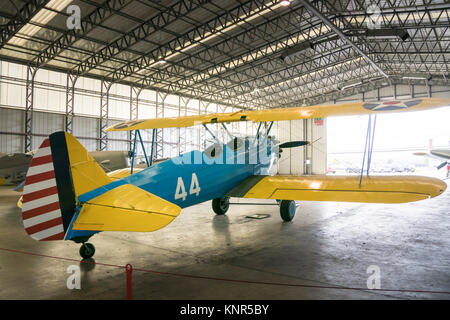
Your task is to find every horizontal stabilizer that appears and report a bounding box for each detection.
[73,184,181,232]
[227,175,447,204]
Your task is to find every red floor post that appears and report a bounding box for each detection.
[126,264,133,300]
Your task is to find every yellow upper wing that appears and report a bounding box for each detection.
[106,98,450,131]
[226,175,447,204]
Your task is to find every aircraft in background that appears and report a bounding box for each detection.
[0,149,133,187]
[0,152,33,186]
[19,98,449,259]
[414,149,450,177]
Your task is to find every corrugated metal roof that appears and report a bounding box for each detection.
[0,0,448,109]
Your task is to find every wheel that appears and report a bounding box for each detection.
[280,200,296,222]
[212,197,230,215]
[79,243,95,259]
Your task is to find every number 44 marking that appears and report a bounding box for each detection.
[175,173,201,201]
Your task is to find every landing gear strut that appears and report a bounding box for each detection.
[79,243,95,259]
[279,200,296,222]
[212,196,230,215]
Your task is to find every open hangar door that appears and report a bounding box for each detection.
[273,118,327,176]
[327,83,450,178]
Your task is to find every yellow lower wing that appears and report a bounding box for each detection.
[227,175,447,204]
[73,184,181,232]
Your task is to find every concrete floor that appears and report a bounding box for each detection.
[0,183,449,300]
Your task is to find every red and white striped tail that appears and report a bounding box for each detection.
[22,139,65,241]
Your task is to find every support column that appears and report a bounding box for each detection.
[253,106,262,135]
[198,100,210,150]
[155,92,167,160]
[25,65,37,152]
[65,73,78,133]
[99,80,112,151]
[129,86,142,152]
[216,104,226,142]
[303,119,312,175]
[231,107,239,136]
[178,96,189,155]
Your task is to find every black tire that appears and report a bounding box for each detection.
[212,197,230,215]
[280,200,296,222]
[79,243,95,259]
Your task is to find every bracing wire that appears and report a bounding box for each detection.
[359,114,377,185]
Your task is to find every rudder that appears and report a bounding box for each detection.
[21,132,111,241]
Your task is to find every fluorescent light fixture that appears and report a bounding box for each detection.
[280,0,291,6]
[337,79,363,90]
[141,1,284,70]
[402,73,432,81]
[280,40,315,63]
[365,28,410,41]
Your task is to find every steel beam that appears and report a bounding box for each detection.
[72,0,208,76]
[178,96,190,155]
[65,73,78,133]
[33,0,131,67]
[0,0,50,49]
[99,80,112,150]
[25,65,38,152]
[198,100,210,150]
[154,92,167,160]
[129,86,142,152]
[297,0,389,79]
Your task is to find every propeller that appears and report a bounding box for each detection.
[437,161,448,170]
[278,141,310,149]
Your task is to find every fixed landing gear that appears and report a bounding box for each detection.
[212,196,230,215]
[278,200,296,222]
[79,242,96,259]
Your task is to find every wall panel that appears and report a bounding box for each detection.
[0,108,24,152]
[73,116,98,151]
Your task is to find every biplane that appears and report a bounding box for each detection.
[20,98,449,258]
[414,149,450,171]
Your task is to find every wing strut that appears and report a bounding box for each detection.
[130,129,151,174]
[253,122,263,144]
[359,114,377,185]
[202,123,221,144]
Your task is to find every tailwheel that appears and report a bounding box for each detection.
[280,200,296,222]
[212,196,230,215]
[79,243,95,259]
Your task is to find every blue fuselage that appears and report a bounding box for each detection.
[66,138,277,239]
[125,150,255,208]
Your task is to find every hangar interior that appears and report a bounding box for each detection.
[0,0,449,299]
